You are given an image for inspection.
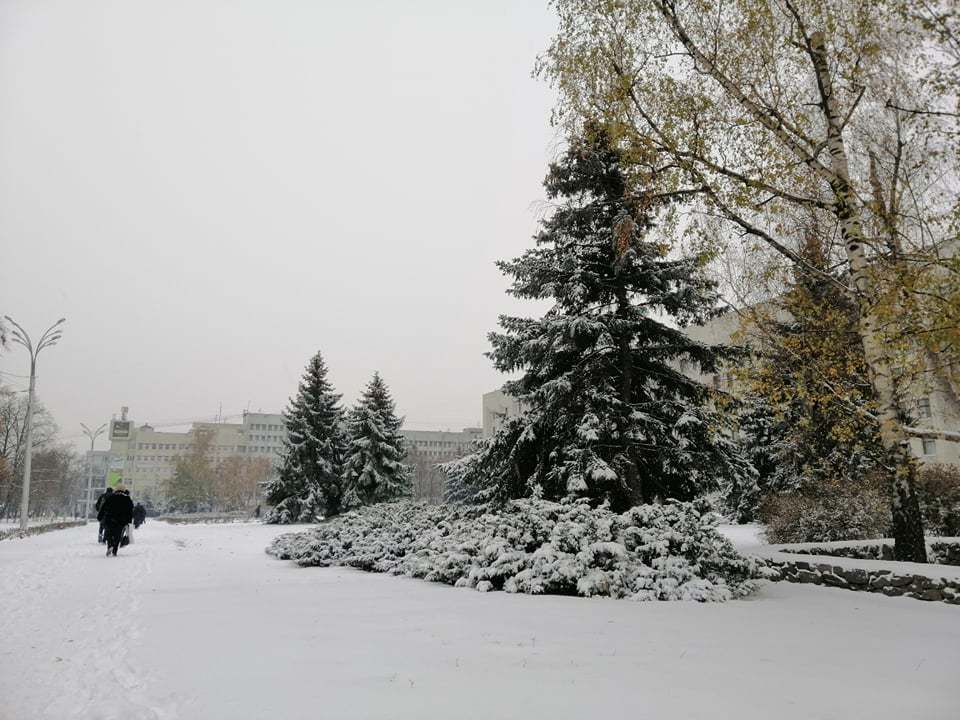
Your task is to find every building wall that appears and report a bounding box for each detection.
[400,427,482,501]
[106,409,287,504]
[679,312,960,467]
[482,390,524,439]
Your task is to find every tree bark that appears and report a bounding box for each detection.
[809,32,927,562]
[614,279,645,508]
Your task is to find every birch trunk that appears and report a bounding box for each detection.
[810,32,927,563]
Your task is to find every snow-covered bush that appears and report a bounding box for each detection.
[760,478,890,544]
[916,465,960,537]
[267,499,764,601]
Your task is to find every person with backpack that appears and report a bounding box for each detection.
[94,487,113,543]
[98,485,133,557]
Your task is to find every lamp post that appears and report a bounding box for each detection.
[4,316,65,531]
[80,422,107,520]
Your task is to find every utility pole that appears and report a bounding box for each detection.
[80,422,107,520]
[4,316,65,531]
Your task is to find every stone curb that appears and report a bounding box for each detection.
[761,557,960,605]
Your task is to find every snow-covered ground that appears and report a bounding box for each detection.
[718,522,766,550]
[1,522,957,720]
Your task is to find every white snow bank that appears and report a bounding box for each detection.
[718,522,766,549]
[768,536,960,551]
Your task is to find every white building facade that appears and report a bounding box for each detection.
[679,312,960,467]
[481,390,525,439]
[400,427,483,502]
[106,408,287,504]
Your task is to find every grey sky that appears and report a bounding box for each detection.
[0,1,559,448]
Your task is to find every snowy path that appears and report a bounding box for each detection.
[1,523,958,720]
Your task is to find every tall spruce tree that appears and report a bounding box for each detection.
[344,372,412,504]
[449,126,752,510]
[266,351,349,522]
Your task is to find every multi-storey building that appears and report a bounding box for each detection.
[678,311,960,467]
[481,390,525,439]
[105,408,287,504]
[400,427,483,501]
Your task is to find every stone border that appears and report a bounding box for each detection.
[0,520,86,541]
[763,557,960,605]
[776,539,960,566]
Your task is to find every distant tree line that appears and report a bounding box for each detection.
[0,385,85,519]
[162,431,273,514]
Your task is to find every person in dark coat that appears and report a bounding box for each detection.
[98,484,134,556]
[132,503,146,529]
[94,487,114,543]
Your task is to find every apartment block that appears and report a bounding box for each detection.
[106,408,287,504]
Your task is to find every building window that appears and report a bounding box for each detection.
[922,438,937,456]
[917,397,932,419]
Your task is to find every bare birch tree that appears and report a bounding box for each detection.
[540,0,960,560]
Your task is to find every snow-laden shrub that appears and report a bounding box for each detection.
[267,499,764,602]
[917,465,960,537]
[760,480,890,544]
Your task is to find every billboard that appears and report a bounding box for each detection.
[107,456,124,487]
[110,420,131,440]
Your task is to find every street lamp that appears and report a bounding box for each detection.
[4,316,65,531]
[80,422,107,520]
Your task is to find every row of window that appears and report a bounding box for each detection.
[408,440,473,449]
[249,423,282,431]
[135,437,284,452]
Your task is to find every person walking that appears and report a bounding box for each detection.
[94,487,114,543]
[132,503,146,529]
[98,484,133,557]
[121,489,134,545]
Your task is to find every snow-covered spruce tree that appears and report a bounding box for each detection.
[451,126,753,511]
[726,395,775,523]
[344,372,412,504]
[265,351,350,523]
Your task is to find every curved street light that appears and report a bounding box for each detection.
[81,422,108,520]
[3,316,66,530]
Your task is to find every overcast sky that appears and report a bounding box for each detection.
[0,1,560,449]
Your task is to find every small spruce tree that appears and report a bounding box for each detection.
[451,126,752,510]
[266,351,349,522]
[345,372,412,504]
